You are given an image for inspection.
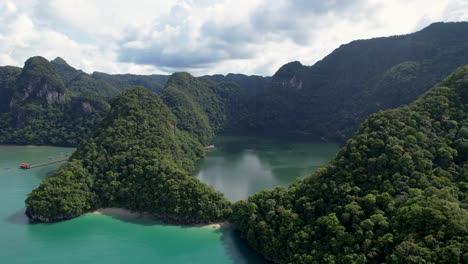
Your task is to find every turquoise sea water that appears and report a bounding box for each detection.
[0,137,338,263]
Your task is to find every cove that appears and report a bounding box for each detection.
[0,145,264,263]
[0,135,338,263]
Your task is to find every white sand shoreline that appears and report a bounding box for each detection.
[87,207,230,229]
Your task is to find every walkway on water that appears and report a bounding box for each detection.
[29,158,68,168]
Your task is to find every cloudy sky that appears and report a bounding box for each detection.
[1,0,467,76]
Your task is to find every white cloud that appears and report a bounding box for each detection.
[0,0,170,74]
[0,0,468,76]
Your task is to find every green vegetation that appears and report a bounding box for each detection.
[91,71,169,94]
[164,73,228,131]
[6,22,468,262]
[0,66,21,113]
[4,23,468,147]
[14,56,66,100]
[25,160,94,221]
[162,80,214,144]
[0,100,108,146]
[52,57,169,98]
[0,56,170,147]
[0,57,109,146]
[51,57,119,99]
[249,22,468,141]
[204,73,271,96]
[161,72,250,142]
[26,87,230,224]
[230,67,468,263]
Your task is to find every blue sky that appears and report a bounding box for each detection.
[1,0,467,76]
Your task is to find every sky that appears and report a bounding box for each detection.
[0,0,467,76]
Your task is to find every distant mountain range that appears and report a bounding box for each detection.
[2,22,468,146]
[250,21,468,141]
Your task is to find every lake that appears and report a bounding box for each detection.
[0,136,338,263]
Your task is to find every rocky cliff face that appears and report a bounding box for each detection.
[0,56,111,146]
[25,207,79,223]
[251,22,468,142]
[271,61,306,90]
[70,97,110,116]
[10,56,66,111]
[11,75,66,108]
[8,57,67,127]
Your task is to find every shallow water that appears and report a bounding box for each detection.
[0,145,264,264]
[0,136,338,263]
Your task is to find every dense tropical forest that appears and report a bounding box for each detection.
[2,22,468,146]
[26,87,231,223]
[0,21,465,263]
[248,22,468,141]
[230,67,468,263]
[0,57,109,146]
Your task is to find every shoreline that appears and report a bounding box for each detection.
[87,208,230,229]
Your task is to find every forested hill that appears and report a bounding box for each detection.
[26,87,231,223]
[0,65,21,113]
[4,22,468,146]
[50,57,170,98]
[162,72,250,144]
[0,56,266,146]
[0,57,109,146]
[0,56,171,147]
[3,22,468,147]
[204,73,272,96]
[230,66,468,263]
[250,21,468,141]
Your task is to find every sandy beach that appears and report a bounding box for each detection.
[88,208,230,229]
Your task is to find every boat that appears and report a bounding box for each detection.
[204,145,216,151]
[19,163,31,169]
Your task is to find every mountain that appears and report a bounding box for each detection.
[3,22,468,147]
[26,87,231,223]
[204,73,271,96]
[163,72,249,134]
[0,65,22,113]
[250,22,468,142]
[51,57,119,99]
[0,57,172,146]
[0,57,109,146]
[50,57,170,98]
[13,56,66,106]
[91,72,169,95]
[162,74,215,144]
[230,66,468,263]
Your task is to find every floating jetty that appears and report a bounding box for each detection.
[19,158,68,169]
